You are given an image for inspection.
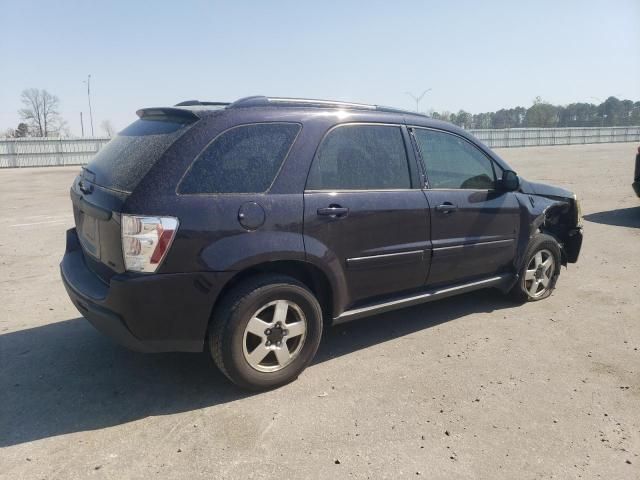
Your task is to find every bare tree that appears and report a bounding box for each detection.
[2,128,16,138]
[18,88,63,137]
[101,120,116,137]
[1,123,29,138]
[58,119,72,138]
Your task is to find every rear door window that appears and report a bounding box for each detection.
[179,123,300,194]
[86,116,194,193]
[306,124,411,190]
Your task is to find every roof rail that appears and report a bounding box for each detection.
[171,96,429,117]
[227,95,428,117]
[376,105,426,116]
[229,96,377,111]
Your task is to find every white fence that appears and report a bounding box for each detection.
[0,137,110,168]
[468,126,640,148]
[1,126,640,168]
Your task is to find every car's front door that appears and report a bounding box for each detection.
[411,127,520,287]
[303,124,431,307]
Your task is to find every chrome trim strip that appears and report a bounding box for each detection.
[305,188,419,193]
[347,249,423,263]
[334,275,508,323]
[433,239,514,251]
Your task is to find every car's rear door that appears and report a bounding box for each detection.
[303,124,431,307]
[410,127,520,287]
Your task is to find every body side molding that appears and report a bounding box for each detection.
[333,274,512,325]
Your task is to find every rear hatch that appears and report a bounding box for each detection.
[71,109,198,282]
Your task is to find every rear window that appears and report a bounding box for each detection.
[86,116,193,193]
[179,123,300,194]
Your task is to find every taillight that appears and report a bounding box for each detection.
[121,214,179,273]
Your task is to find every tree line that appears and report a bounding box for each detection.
[430,96,640,129]
[3,90,639,138]
[3,88,115,138]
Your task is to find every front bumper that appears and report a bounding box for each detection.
[60,228,229,352]
[564,227,583,263]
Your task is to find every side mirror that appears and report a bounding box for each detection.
[500,170,520,191]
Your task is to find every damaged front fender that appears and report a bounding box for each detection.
[515,182,583,266]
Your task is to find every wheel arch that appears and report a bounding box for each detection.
[534,203,573,266]
[211,259,337,328]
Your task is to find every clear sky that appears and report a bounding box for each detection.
[1,0,638,136]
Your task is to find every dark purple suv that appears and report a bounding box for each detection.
[60,96,583,390]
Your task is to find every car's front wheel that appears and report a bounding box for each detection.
[510,233,562,302]
[208,274,323,390]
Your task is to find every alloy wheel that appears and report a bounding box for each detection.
[524,248,555,298]
[242,300,307,372]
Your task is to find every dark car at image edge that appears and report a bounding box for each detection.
[60,96,583,390]
[633,145,640,197]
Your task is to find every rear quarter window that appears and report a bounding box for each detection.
[179,123,301,194]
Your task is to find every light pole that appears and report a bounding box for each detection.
[405,89,432,113]
[84,75,94,137]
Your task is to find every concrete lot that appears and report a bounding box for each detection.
[1,143,638,479]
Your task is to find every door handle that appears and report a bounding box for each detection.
[317,205,349,218]
[435,202,458,213]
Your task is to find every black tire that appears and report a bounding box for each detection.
[208,274,323,390]
[509,233,562,302]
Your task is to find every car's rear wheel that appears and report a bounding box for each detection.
[208,274,323,390]
[510,233,561,302]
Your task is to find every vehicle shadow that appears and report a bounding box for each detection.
[1,289,514,448]
[583,206,640,229]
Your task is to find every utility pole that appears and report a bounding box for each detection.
[80,112,85,137]
[405,88,432,113]
[84,74,94,137]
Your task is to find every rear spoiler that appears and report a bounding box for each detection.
[136,107,200,121]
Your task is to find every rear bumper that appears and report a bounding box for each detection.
[633,180,640,198]
[60,228,230,352]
